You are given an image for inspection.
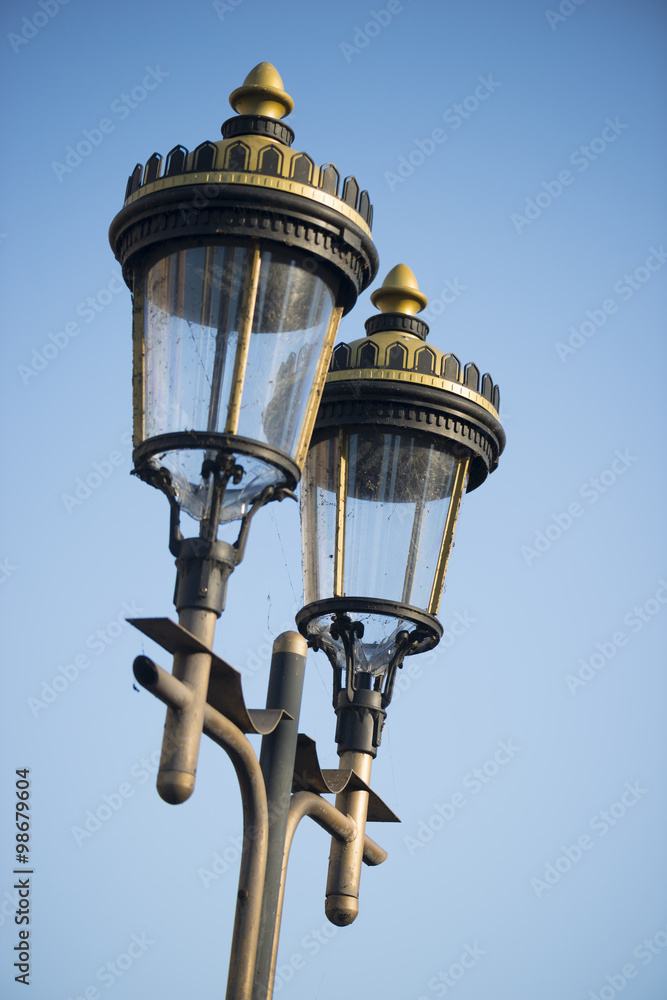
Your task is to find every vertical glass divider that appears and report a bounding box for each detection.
[294,305,343,470]
[334,429,348,597]
[428,456,470,615]
[401,446,431,606]
[207,246,234,433]
[224,243,261,436]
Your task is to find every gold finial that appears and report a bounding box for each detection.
[229,62,294,119]
[370,264,428,316]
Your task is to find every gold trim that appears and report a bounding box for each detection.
[124,170,372,239]
[334,430,348,598]
[428,457,469,615]
[294,306,344,470]
[326,367,499,418]
[224,244,261,435]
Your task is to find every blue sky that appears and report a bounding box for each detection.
[1,1,666,998]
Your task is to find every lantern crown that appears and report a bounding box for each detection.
[111,62,376,277]
[327,266,503,469]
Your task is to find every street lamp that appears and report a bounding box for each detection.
[108,61,377,807]
[297,262,505,925]
[108,64,504,1000]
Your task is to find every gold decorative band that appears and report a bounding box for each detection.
[326,367,499,418]
[124,170,372,238]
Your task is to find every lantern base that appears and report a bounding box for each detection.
[133,432,300,524]
[297,597,442,706]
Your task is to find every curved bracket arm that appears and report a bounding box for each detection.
[260,790,386,1000]
[133,655,268,1000]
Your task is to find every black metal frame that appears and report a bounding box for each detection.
[312,378,505,491]
[109,182,378,316]
[296,596,443,734]
[133,431,301,509]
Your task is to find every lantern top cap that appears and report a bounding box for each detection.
[370,264,428,316]
[229,62,294,119]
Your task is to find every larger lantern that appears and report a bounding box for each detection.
[109,62,378,534]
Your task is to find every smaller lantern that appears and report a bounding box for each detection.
[298,265,505,713]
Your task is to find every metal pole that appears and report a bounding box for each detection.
[253,632,307,998]
[324,750,373,926]
[264,791,387,996]
[156,605,218,804]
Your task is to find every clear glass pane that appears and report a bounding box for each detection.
[343,430,460,608]
[301,428,465,674]
[140,243,336,521]
[301,435,339,605]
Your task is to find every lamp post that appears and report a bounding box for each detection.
[297,262,505,926]
[108,64,504,1000]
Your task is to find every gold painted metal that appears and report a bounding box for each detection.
[156,606,218,805]
[263,790,386,999]
[229,62,294,119]
[333,429,348,598]
[370,262,428,315]
[324,750,373,926]
[224,244,261,436]
[294,305,343,470]
[124,168,373,239]
[428,456,470,615]
[327,365,499,418]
